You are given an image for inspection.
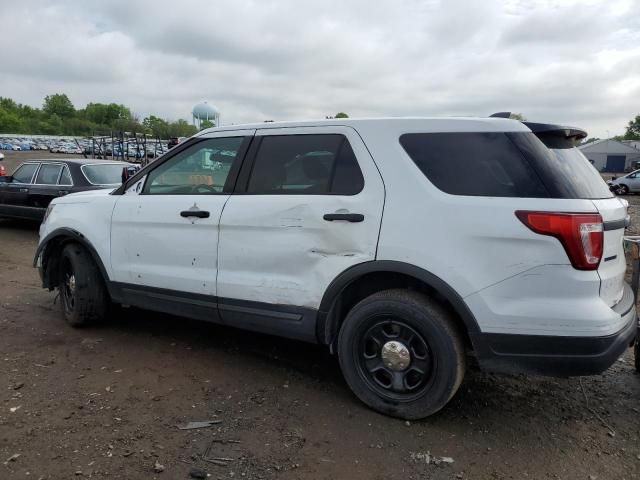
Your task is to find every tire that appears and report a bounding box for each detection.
[337,289,466,419]
[619,184,629,195]
[58,243,108,327]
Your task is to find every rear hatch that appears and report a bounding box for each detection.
[592,198,627,306]
[523,122,628,308]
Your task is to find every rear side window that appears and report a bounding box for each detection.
[35,164,63,185]
[247,134,364,195]
[400,133,549,197]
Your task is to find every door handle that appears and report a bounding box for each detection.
[323,213,364,222]
[180,210,210,219]
[19,188,29,193]
[58,190,69,196]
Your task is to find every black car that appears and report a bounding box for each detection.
[0,159,134,221]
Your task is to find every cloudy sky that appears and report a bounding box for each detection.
[0,0,638,137]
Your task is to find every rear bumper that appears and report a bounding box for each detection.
[473,283,637,377]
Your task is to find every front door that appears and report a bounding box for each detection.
[0,162,40,219]
[216,126,385,340]
[110,131,254,297]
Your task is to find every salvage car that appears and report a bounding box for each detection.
[34,118,637,419]
[0,159,133,221]
[609,170,640,195]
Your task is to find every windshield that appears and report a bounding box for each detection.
[81,164,125,185]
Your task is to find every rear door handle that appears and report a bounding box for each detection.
[180,210,210,219]
[58,190,69,196]
[323,213,364,222]
[19,188,29,193]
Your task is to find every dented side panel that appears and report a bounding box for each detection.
[217,126,385,309]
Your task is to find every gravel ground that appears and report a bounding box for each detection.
[0,153,638,479]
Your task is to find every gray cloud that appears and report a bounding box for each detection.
[0,0,638,137]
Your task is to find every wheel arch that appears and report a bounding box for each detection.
[317,260,481,351]
[34,227,110,292]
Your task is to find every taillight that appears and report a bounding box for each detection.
[516,211,603,270]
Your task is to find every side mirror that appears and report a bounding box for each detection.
[0,176,12,183]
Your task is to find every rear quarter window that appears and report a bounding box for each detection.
[399,132,549,197]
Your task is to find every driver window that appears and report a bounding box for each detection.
[144,137,245,195]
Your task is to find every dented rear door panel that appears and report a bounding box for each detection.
[217,125,385,309]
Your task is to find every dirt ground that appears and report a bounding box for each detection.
[0,151,639,479]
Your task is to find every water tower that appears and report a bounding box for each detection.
[192,101,220,129]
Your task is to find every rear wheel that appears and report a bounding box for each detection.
[338,289,466,419]
[58,243,108,327]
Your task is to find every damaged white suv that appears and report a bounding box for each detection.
[35,117,637,419]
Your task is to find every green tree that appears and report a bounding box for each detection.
[169,119,198,137]
[623,115,640,140]
[43,94,75,118]
[0,95,197,137]
[0,106,24,132]
[199,119,215,130]
[143,115,170,138]
[509,113,526,121]
[335,112,349,118]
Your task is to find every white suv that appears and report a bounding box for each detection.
[34,118,637,419]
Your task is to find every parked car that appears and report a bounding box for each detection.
[0,159,133,221]
[0,153,5,176]
[609,170,640,195]
[34,118,636,419]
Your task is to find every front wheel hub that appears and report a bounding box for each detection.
[381,340,411,371]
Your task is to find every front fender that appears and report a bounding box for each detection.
[34,227,110,290]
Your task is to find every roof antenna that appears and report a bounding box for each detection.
[489,112,511,118]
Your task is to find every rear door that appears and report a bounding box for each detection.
[216,126,385,339]
[541,144,628,308]
[592,198,628,306]
[28,162,65,211]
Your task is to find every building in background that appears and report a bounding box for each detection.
[578,139,640,172]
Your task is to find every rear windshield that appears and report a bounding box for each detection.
[81,164,125,185]
[508,132,613,199]
[399,132,613,199]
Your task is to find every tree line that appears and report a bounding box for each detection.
[0,94,199,139]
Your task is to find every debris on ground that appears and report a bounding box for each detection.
[189,467,208,479]
[154,461,165,473]
[4,454,20,465]
[177,420,222,430]
[410,451,454,465]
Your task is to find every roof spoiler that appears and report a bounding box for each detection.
[522,122,587,141]
[489,112,587,142]
[489,112,512,118]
